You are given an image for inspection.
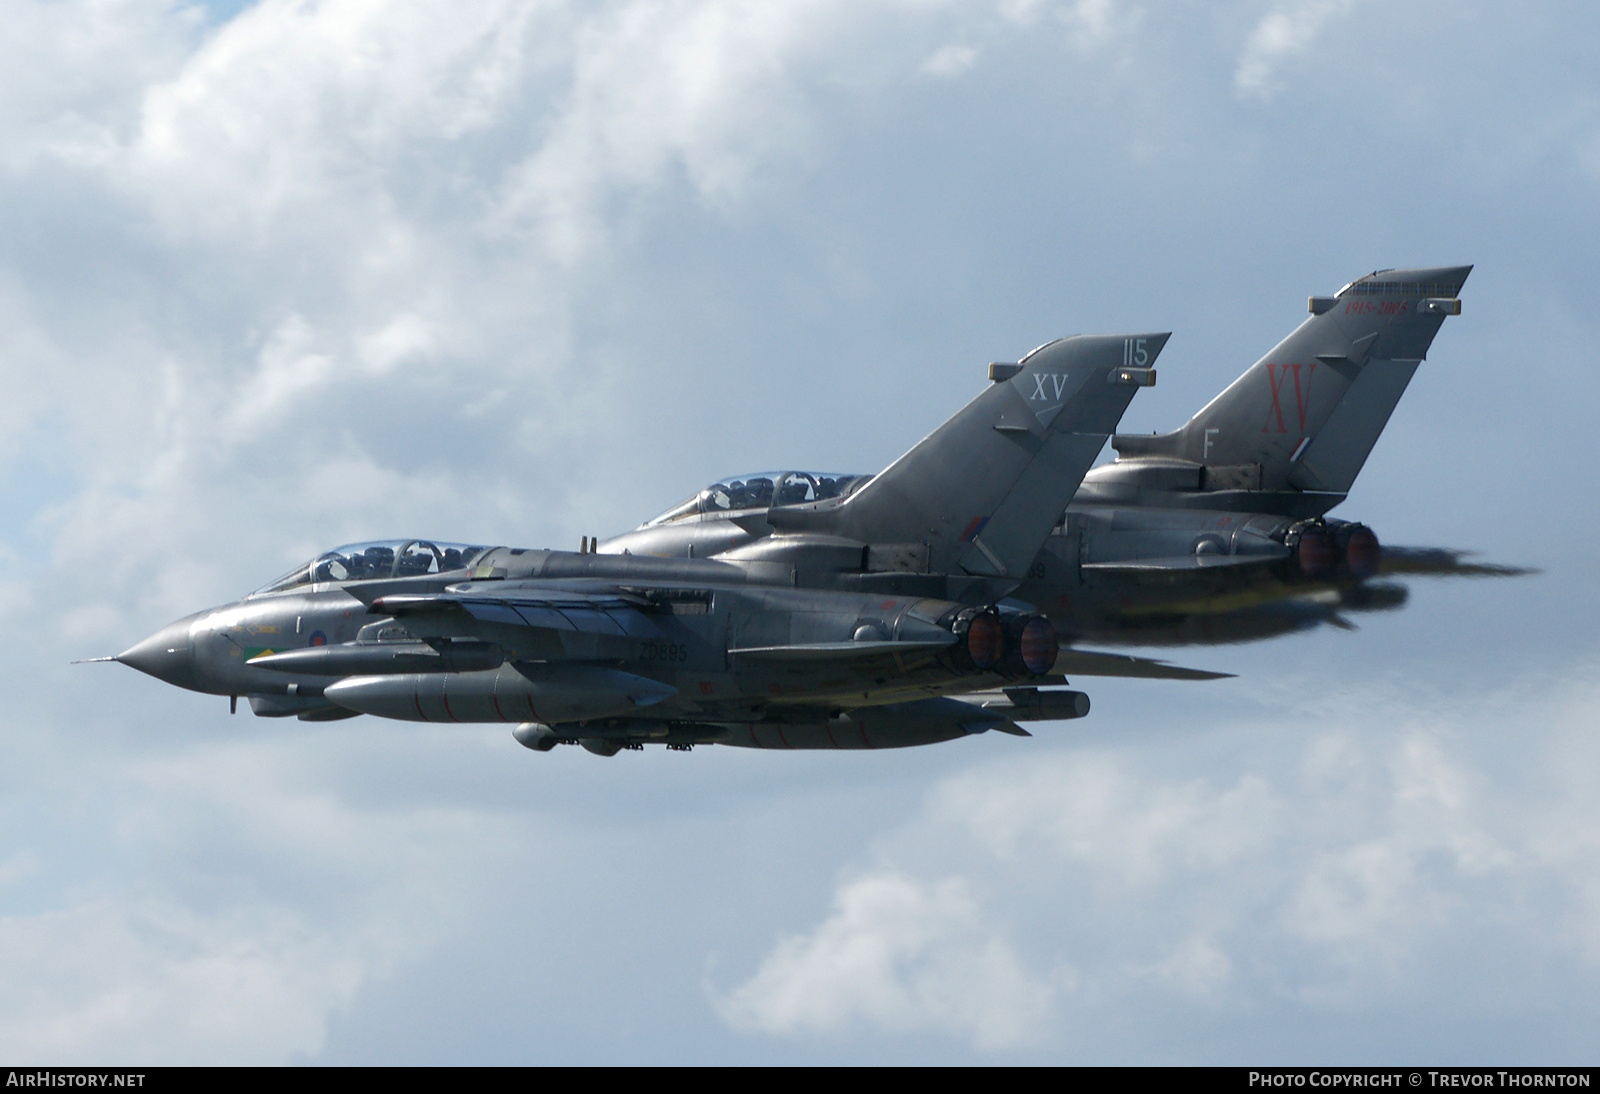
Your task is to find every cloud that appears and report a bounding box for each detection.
[0,0,1029,631]
[1234,0,1361,101]
[715,672,1600,1054]
[0,896,364,1065]
[922,44,977,77]
[0,732,534,1064]
[492,0,842,262]
[716,873,1058,1049]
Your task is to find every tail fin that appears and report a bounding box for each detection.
[829,333,1168,577]
[1110,266,1469,505]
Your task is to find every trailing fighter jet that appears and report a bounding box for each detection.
[112,332,1222,754]
[608,266,1526,648]
[1018,265,1534,644]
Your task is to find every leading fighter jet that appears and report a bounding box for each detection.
[113,332,1220,754]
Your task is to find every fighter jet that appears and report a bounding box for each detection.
[1016,265,1533,645]
[113,332,1219,754]
[606,266,1525,648]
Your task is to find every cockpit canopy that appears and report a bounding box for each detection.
[644,470,870,526]
[253,539,492,595]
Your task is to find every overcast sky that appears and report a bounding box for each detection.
[2,0,1597,1064]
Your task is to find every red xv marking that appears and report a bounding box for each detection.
[1264,363,1287,433]
[1263,363,1317,434]
[1292,362,1317,433]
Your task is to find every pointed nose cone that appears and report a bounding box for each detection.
[117,618,201,691]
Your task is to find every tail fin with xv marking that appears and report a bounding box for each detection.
[825,333,1169,577]
[1107,266,1469,512]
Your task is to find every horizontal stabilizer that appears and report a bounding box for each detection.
[1056,647,1233,680]
[729,639,955,662]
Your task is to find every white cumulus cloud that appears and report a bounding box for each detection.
[716,673,1600,1054]
[1235,0,1361,101]
[717,873,1059,1050]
